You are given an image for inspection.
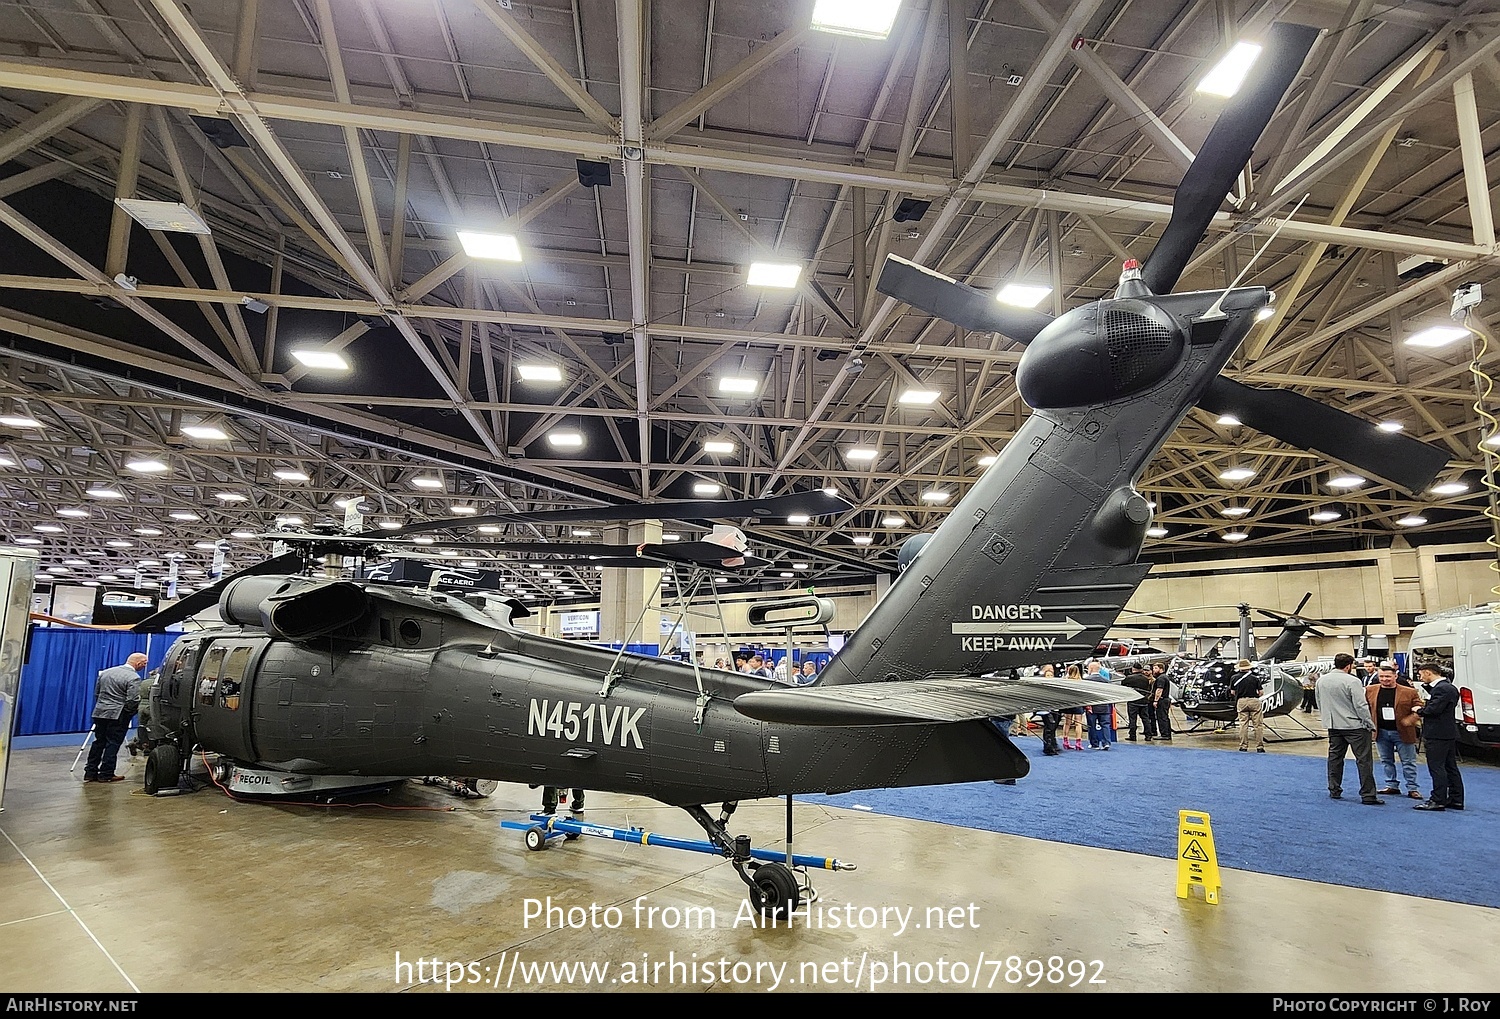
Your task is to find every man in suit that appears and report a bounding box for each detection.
[1366,661,1424,800]
[1413,661,1465,811]
[83,652,146,784]
[1319,653,1382,805]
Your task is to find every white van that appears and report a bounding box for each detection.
[1406,604,1499,748]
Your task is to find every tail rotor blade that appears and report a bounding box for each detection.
[1142,23,1321,295]
[1200,377,1449,494]
[875,254,1054,342]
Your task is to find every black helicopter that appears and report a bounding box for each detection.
[122,19,1446,918]
[1170,597,1328,726]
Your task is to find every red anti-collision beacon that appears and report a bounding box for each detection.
[1115,258,1151,298]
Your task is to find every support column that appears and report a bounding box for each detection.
[600,521,662,652]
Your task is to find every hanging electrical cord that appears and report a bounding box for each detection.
[1455,284,1500,620]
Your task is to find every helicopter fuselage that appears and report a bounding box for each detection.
[147,587,1025,805]
[1173,659,1304,723]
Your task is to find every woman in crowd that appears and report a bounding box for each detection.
[1061,664,1088,749]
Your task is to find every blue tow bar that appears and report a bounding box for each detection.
[500,813,855,871]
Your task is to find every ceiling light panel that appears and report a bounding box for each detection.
[746,262,801,288]
[291,349,351,371]
[181,424,229,440]
[810,0,901,38]
[995,283,1051,308]
[1197,41,1263,97]
[115,198,211,234]
[457,231,521,261]
[517,364,562,382]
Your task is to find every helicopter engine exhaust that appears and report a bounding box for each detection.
[220,575,370,640]
[1090,487,1153,559]
[263,581,369,640]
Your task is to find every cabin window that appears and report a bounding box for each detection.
[219,646,251,711]
[398,619,423,646]
[168,642,197,700]
[197,646,226,705]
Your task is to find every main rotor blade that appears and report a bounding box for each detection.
[130,551,304,632]
[874,254,1054,342]
[368,489,851,539]
[377,538,769,570]
[1141,22,1320,295]
[1199,377,1450,494]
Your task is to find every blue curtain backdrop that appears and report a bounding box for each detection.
[14,628,171,736]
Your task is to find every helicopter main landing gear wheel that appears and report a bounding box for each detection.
[143,744,180,795]
[748,862,800,919]
[680,803,803,917]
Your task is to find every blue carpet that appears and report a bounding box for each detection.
[12,732,93,750]
[10,730,143,750]
[808,741,1500,909]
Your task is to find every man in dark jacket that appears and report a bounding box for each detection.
[1122,666,1156,741]
[1151,664,1174,742]
[83,652,146,783]
[1232,661,1267,752]
[1413,662,1465,811]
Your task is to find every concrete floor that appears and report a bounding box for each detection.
[2,722,1497,995]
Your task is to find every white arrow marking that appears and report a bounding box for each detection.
[952,617,1086,639]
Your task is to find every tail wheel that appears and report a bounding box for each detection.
[467,779,499,798]
[143,744,181,795]
[749,862,801,919]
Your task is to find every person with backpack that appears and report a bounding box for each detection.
[1232,659,1267,753]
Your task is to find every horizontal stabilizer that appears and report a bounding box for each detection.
[733,676,1140,727]
[1200,376,1450,495]
[876,255,1053,342]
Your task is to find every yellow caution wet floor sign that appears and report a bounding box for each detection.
[1176,809,1220,904]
